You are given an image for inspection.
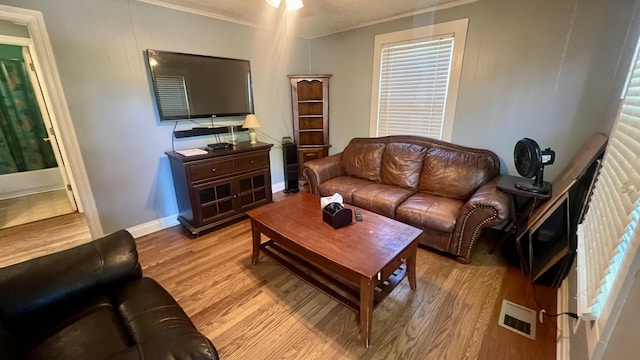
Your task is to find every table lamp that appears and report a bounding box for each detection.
[243,114,261,144]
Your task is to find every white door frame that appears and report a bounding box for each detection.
[0,5,103,237]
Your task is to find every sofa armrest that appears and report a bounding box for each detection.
[464,177,511,218]
[302,153,345,194]
[0,230,142,323]
[451,177,510,263]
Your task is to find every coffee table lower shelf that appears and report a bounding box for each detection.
[259,239,408,324]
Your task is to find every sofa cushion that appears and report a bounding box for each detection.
[380,143,427,190]
[396,193,464,234]
[319,176,374,203]
[352,184,416,218]
[341,143,386,182]
[419,147,497,200]
[25,297,129,360]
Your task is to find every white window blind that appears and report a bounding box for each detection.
[370,19,468,141]
[155,75,189,118]
[577,44,640,322]
[376,37,454,139]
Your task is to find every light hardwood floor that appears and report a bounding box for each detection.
[0,212,91,268]
[0,189,75,230]
[0,196,557,359]
[134,220,556,360]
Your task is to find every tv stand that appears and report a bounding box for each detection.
[165,142,273,236]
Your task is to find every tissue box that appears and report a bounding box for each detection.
[322,202,353,229]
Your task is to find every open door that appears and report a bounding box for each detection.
[20,44,77,210]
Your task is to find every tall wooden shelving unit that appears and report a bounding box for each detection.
[288,74,332,181]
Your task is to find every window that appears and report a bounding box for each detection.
[370,19,468,141]
[576,34,640,358]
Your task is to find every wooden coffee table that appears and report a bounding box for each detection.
[247,193,422,347]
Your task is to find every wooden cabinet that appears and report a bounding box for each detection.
[288,74,331,180]
[166,142,273,236]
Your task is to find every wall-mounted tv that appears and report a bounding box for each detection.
[146,49,254,121]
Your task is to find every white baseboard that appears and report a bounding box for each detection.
[557,278,571,360]
[0,185,65,200]
[272,181,285,193]
[0,168,64,200]
[126,214,180,238]
[127,184,286,238]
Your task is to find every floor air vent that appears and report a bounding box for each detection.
[498,299,536,340]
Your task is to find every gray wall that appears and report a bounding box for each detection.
[309,0,635,181]
[0,0,309,233]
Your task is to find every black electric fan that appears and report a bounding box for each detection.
[513,138,555,195]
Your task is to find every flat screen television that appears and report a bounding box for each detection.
[146,49,254,121]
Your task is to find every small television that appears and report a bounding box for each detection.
[146,49,254,121]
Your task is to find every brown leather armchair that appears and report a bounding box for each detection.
[303,136,510,263]
[0,230,218,360]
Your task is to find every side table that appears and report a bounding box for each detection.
[494,175,551,273]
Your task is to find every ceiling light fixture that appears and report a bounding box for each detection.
[265,0,281,8]
[285,0,303,11]
[265,0,303,11]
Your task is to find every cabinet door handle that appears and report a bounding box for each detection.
[306,153,314,157]
[250,160,254,164]
[211,168,216,173]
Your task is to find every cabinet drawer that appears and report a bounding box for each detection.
[298,148,326,164]
[234,153,268,171]
[188,159,234,182]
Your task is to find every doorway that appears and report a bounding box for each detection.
[0,5,101,240]
[0,39,76,229]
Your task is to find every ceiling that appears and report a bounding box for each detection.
[139,0,473,39]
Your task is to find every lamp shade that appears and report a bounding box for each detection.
[243,114,261,129]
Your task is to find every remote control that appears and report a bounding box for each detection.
[355,208,363,222]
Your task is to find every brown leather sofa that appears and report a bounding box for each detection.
[0,230,218,360]
[302,135,510,263]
